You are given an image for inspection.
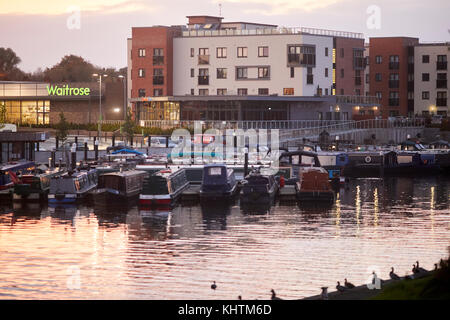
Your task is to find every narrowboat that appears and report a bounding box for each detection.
[278,150,322,183]
[317,152,348,184]
[342,152,385,177]
[240,170,279,205]
[296,167,335,203]
[139,168,189,207]
[94,169,147,204]
[48,169,98,204]
[13,170,64,201]
[0,161,36,191]
[200,164,239,201]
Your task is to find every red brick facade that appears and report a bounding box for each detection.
[369,37,419,118]
[334,37,365,97]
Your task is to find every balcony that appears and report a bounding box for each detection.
[389,98,399,106]
[198,75,209,85]
[288,53,301,64]
[355,77,362,86]
[389,80,400,88]
[152,76,164,85]
[153,56,164,66]
[436,98,447,106]
[437,79,447,89]
[198,55,210,65]
[437,61,448,70]
[306,74,313,84]
[389,62,400,70]
[353,57,365,70]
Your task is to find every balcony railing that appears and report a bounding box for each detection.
[153,56,164,66]
[288,53,300,64]
[389,62,400,70]
[437,61,448,70]
[198,55,210,65]
[153,76,164,85]
[389,98,400,106]
[389,80,400,88]
[437,79,447,89]
[436,98,447,106]
[198,75,209,85]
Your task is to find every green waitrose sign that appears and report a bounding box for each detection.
[46,85,90,96]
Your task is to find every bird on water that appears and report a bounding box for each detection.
[344,278,355,289]
[211,281,217,290]
[320,287,329,300]
[271,289,283,300]
[389,267,401,280]
[415,261,428,273]
[336,281,347,293]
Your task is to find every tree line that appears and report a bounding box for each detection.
[0,47,126,82]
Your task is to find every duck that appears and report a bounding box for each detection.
[211,281,217,290]
[412,263,419,274]
[271,289,283,300]
[415,261,428,273]
[344,278,355,289]
[238,295,242,300]
[434,263,438,271]
[389,267,401,280]
[336,281,347,293]
[320,287,329,300]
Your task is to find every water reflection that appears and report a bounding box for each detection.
[0,177,449,300]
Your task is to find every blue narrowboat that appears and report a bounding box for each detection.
[200,164,239,201]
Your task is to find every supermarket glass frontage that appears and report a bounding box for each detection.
[0,100,51,125]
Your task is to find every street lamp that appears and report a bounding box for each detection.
[118,75,127,120]
[92,73,108,140]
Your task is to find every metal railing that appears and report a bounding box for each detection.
[279,118,426,142]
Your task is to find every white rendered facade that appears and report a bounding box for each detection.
[414,43,449,116]
[173,33,334,97]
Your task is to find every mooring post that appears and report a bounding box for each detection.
[244,148,249,177]
[94,139,99,161]
[84,142,88,161]
[71,143,77,171]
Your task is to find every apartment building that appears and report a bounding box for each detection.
[128,15,377,122]
[368,37,419,118]
[414,43,449,117]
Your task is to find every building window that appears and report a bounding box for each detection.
[325,47,329,57]
[389,55,399,69]
[198,48,210,65]
[198,68,209,85]
[437,73,447,88]
[340,48,344,58]
[325,68,329,77]
[422,91,430,100]
[437,91,447,106]
[288,45,316,66]
[258,88,269,95]
[283,88,294,95]
[236,67,248,79]
[153,89,163,96]
[422,73,430,81]
[366,73,370,84]
[325,88,329,95]
[355,70,362,86]
[376,91,382,99]
[422,55,430,63]
[375,73,382,81]
[190,89,194,95]
[153,68,164,85]
[238,88,248,96]
[216,47,227,58]
[138,88,146,97]
[340,89,344,95]
[190,68,194,77]
[258,67,270,79]
[307,67,313,84]
[353,49,365,69]
[153,48,164,65]
[437,55,448,70]
[290,67,294,78]
[375,55,382,64]
[190,48,194,57]
[217,68,227,79]
[138,48,146,57]
[199,89,209,96]
[389,73,399,88]
[217,88,227,95]
[237,47,248,58]
[258,46,269,57]
[340,68,344,78]
[389,92,399,106]
[138,68,145,78]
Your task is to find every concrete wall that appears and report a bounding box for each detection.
[173,33,333,96]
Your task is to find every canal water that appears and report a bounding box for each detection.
[0,177,449,300]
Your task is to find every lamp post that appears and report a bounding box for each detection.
[118,75,127,120]
[92,73,108,140]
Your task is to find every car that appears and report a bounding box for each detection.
[54,141,89,151]
[145,136,177,148]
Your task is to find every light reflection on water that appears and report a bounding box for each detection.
[0,177,449,300]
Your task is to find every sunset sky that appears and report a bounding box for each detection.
[1,0,449,72]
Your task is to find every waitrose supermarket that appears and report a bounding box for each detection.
[0,81,125,125]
